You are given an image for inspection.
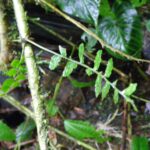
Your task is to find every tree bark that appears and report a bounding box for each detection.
[0,0,12,70]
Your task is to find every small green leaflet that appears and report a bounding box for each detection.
[63,61,77,77]
[16,119,35,142]
[59,46,67,57]
[94,50,102,71]
[113,81,119,104]
[105,58,113,78]
[16,74,26,81]
[131,136,149,150]
[0,121,16,141]
[95,73,102,97]
[6,68,17,77]
[123,83,137,96]
[78,43,84,64]
[86,68,93,76]
[1,78,20,93]
[64,120,106,143]
[11,59,20,68]
[49,55,61,70]
[102,81,111,100]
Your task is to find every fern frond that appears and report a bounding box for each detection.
[47,43,137,110]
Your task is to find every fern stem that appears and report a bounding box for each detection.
[39,0,150,64]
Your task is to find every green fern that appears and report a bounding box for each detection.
[49,43,138,111]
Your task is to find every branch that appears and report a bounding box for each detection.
[0,94,34,118]
[12,0,55,149]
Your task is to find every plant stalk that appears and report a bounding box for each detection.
[12,0,55,149]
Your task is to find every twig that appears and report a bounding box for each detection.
[121,102,128,150]
[140,123,150,129]
[0,94,34,118]
[105,109,119,125]
[8,139,36,149]
[132,95,150,103]
[39,0,150,64]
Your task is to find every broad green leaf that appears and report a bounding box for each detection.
[0,121,16,141]
[131,136,149,150]
[98,2,143,59]
[105,58,113,78]
[95,73,102,97]
[146,20,150,32]
[94,50,102,71]
[69,77,95,88]
[78,43,84,64]
[59,46,67,57]
[46,99,59,117]
[85,68,93,76]
[16,119,35,142]
[123,83,137,96]
[63,61,77,77]
[113,81,119,104]
[49,55,61,70]
[54,0,100,26]
[64,120,105,142]
[101,81,110,100]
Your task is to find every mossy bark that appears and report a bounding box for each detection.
[12,0,55,149]
[0,0,12,70]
